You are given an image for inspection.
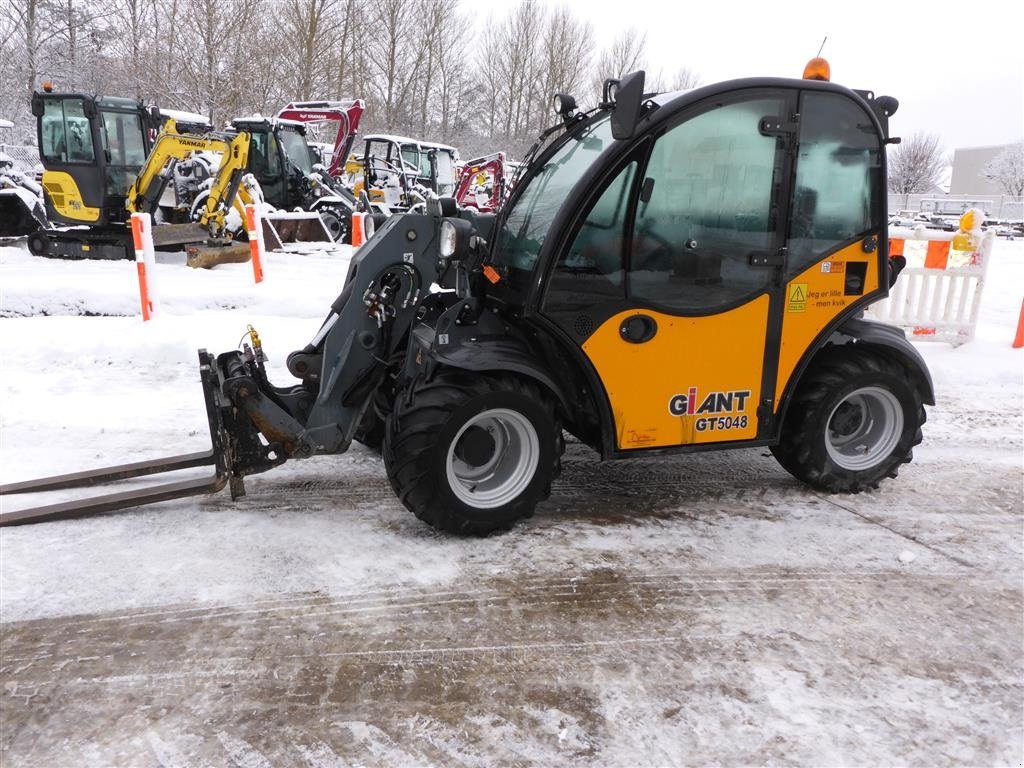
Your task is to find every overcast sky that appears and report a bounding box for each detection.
[561,0,1023,154]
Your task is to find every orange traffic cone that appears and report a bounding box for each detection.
[1013,298,1024,349]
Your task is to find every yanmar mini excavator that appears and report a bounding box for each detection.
[1,65,933,535]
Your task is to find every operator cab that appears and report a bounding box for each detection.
[361,134,459,211]
[32,90,154,226]
[477,71,901,454]
[231,117,315,209]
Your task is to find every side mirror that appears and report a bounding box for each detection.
[610,70,646,140]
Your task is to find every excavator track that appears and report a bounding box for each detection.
[0,351,233,527]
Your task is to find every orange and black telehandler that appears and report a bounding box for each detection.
[1,66,932,535]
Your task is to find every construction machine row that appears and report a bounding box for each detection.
[5,89,506,259]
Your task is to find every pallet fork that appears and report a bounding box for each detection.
[0,351,250,527]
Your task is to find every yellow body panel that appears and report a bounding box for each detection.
[775,240,881,406]
[41,171,100,222]
[582,295,769,450]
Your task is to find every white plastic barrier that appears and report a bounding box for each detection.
[867,227,994,346]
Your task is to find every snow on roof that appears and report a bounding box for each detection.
[364,134,457,152]
[160,108,210,126]
[233,115,306,130]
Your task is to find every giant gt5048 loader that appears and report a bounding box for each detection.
[2,65,933,535]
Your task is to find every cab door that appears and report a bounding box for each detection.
[99,108,148,221]
[247,128,286,207]
[34,94,104,224]
[543,90,796,451]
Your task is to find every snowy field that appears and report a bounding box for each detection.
[1,238,1022,766]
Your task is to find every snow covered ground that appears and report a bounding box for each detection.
[1,238,1022,766]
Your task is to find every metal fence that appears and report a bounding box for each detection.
[0,144,41,176]
[888,193,1023,221]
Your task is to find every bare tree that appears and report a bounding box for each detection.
[279,0,341,101]
[888,132,947,194]
[536,6,594,115]
[476,15,504,138]
[982,141,1024,196]
[364,0,430,132]
[330,0,367,103]
[592,26,646,97]
[669,67,701,91]
[647,65,701,94]
[0,0,716,157]
[430,1,473,144]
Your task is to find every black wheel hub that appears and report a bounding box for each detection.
[454,425,496,467]
[830,401,864,437]
[27,231,49,256]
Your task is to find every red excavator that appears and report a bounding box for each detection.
[454,152,516,213]
[277,100,365,180]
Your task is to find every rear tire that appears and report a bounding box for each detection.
[771,348,925,493]
[384,371,561,535]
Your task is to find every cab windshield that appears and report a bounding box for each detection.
[495,114,613,272]
[279,128,313,175]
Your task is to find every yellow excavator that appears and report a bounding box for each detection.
[130,121,252,224]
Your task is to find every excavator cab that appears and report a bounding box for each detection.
[31,91,153,230]
[230,117,348,243]
[232,118,317,209]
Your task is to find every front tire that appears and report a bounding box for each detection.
[771,348,925,493]
[384,371,561,535]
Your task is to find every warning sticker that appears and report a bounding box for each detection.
[787,283,808,313]
[821,260,846,274]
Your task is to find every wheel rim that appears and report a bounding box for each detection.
[445,408,540,509]
[825,386,904,470]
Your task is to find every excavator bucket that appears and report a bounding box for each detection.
[261,211,333,248]
[184,213,334,268]
[0,189,46,236]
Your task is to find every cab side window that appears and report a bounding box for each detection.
[41,99,95,164]
[628,97,785,311]
[563,161,636,280]
[787,92,881,273]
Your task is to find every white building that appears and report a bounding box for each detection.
[949,143,1017,195]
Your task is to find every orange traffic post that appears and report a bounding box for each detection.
[130,212,155,321]
[351,212,365,248]
[244,204,264,284]
[1013,298,1024,349]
